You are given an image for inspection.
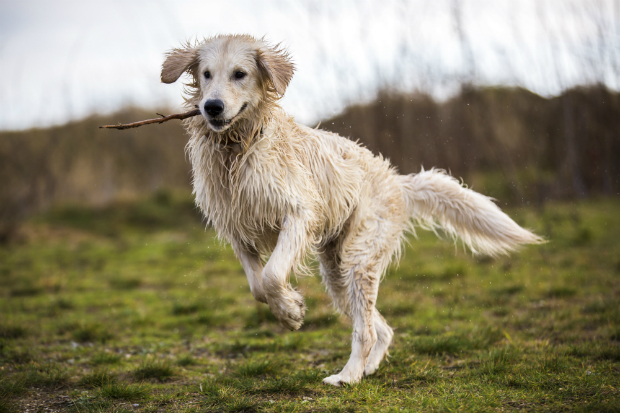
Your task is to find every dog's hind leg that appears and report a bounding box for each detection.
[321,212,400,386]
[364,309,393,376]
[322,262,378,386]
[319,237,377,386]
[318,278,393,380]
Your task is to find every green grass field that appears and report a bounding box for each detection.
[1,192,619,412]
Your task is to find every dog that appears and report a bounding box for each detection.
[160,34,543,386]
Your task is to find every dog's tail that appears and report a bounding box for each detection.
[400,168,544,256]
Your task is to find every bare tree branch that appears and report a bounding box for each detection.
[99,109,200,130]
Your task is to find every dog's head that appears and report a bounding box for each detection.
[161,35,294,133]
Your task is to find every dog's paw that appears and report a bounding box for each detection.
[323,372,361,387]
[268,288,306,331]
[322,374,344,387]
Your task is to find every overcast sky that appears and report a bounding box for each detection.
[0,0,618,130]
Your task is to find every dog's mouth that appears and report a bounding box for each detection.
[208,103,248,130]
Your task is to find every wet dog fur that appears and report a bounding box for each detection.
[161,34,543,386]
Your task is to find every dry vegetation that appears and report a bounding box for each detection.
[0,108,191,242]
[325,85,620,204]
[1,86,619,243]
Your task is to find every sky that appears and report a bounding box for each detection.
[0,0,618,130]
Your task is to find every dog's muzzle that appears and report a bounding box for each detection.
[205,102,248,129]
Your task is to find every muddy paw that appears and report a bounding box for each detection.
[268,288,306,331]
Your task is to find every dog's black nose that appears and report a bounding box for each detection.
[204,99,225,116]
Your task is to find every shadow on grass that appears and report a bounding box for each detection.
[232,359,278,378]
[98,382,150,401]
[78,369,117,388]
[410,327,504,355]
[199,369,322,411]
[0,324,27,340]
[58,322,114,344]
[133,359,175,382]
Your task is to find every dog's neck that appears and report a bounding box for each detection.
[185,102,276,156]
[209,118,265,154]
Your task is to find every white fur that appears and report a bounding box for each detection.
[161,35,544,386]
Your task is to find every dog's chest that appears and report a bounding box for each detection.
[191,140,302,243]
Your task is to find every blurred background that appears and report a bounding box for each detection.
[1,0,619,240]
[2,3,620,410]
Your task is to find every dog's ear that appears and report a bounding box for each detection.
[161,46,198,84]
[256,43,295,96]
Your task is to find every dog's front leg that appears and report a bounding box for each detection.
[262,213,311,331]
[231,240,267,304]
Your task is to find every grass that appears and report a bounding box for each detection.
[0,192,618,411]
[98,382,150,400]
[133,359,175,381]
[408,327,503,355]
[78,369,117,388]
[176,354,197,367]
[90,352,122,365]
[0,324,27,339]
[70,323,114,343]
[233,358,277,378]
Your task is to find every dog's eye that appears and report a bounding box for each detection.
[204,71,211,79]
[234,71,246,80]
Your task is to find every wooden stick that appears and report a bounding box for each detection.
[99,109,200,130]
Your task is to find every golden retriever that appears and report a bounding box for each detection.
[161,34,542,386]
